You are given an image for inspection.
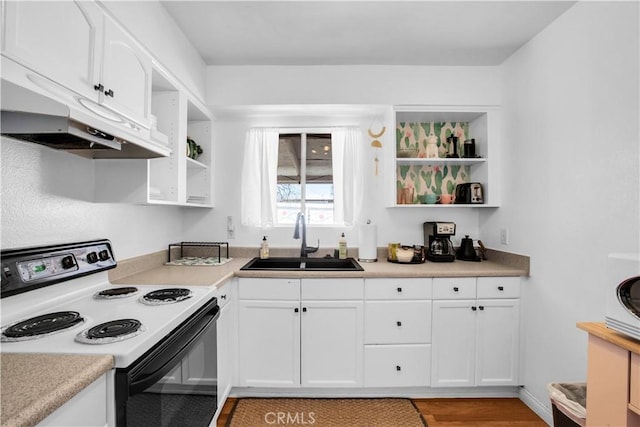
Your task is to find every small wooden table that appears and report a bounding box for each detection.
[577,322,640,427]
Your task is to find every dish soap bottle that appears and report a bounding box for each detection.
[338,233,347,259]
[260,236,270,259]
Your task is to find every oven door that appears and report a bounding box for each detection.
[115,297,219,427]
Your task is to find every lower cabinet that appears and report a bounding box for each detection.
[236,275,521,392]
[238,278,364,388]
[431,277,520,387]
[38,373,108,426]
[363,278,433,387]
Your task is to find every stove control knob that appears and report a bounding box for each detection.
[98,250,110,261]
[86,252,98,264]
[61,255,76,269]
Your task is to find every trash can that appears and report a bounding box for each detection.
[547,383,587,427]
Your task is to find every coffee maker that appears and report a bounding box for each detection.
[423,221,456,262]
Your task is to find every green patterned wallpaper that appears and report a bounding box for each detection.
[396,122,471,204]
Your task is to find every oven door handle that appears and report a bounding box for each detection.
[128,303,220,394]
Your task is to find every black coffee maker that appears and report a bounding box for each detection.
[423,222,456,262]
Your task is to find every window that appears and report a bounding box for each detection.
[276,133,335,225]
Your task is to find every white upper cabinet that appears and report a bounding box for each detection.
[99,14,151,125]
[2,1,102,99]
[2,1,151,127]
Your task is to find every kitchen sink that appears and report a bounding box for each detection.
[240,257,363,271]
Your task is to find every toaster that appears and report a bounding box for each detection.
[455,183,484,204]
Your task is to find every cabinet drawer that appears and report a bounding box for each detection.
[477,277,520,299]
[364,301,431,344]
[631,353,640,414]
[239,278,300,300]
[433,277,476,299]
[301,278,363,300]
[364,344,431,387]
[365,278,432,300]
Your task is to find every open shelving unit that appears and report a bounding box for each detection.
[94,63,213,208]
[387,105,501,208]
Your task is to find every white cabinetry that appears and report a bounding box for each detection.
[94,66,213,207]
[37,373,108,427]
[300,279,363,387]
[2,0,152,126]
[237,278,364,388]
[390,106,501,207]
[216,279,236,408]
[431,277,520,387]
[363,278,432,387]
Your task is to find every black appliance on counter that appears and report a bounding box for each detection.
[423,222,456,262]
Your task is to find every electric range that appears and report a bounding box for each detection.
[1,240,217,368]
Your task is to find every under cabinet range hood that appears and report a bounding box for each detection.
[1,79,169,159]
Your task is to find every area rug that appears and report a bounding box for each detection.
[226,398,427,427]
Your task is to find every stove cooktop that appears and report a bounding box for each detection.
[0,239,218,368]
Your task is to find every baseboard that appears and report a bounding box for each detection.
[230,386,521,399]
[519,387,552,426]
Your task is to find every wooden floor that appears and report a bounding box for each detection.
[217,397,548,426]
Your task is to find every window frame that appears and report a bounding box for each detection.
[275,128,337,227]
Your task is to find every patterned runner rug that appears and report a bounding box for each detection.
[226,398,427,427]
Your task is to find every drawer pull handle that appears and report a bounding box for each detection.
[397,287,402,293]
[498,286,504,291]
[453,287,459,292]
[471,306,477,311]
[396,365,401,371]
[396,321,402,327]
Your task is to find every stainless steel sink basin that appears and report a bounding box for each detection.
[240,257,363,271]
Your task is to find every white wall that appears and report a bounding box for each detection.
[183,66,501,250]
[480,1,640,421]
[0,139,182,259]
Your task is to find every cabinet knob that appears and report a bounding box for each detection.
[479,305,485,311]
[302,307,307,313]
[220,294,227,300]
[498,286,504,291]
[93,83,104,92]
[397,287,402,293]
[453,286,459,292]
[396,365,401,371]
[294,308,299,313]
[471,306,477,311]
[396,321,402,327]
[104,89,114,97]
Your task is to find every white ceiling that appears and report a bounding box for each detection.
[161,1,575,66]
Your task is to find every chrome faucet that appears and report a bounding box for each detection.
[293,212,319,258]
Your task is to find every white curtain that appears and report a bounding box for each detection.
[332,127,363,226]
[240,128,279,227]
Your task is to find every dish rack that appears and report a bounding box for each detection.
[168,241,229,264]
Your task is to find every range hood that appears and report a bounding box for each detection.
[1,79,169,159]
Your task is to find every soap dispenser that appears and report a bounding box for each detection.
[338,233,347,259]
[260,236,270,259]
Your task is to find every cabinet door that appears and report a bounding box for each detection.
[238,300,300,387]
[301,301,363,387]
[100,15,151,125]
[475,299,520,386]
[216,286,235,406]
[2,1,102,98]
[431,300,476,387]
